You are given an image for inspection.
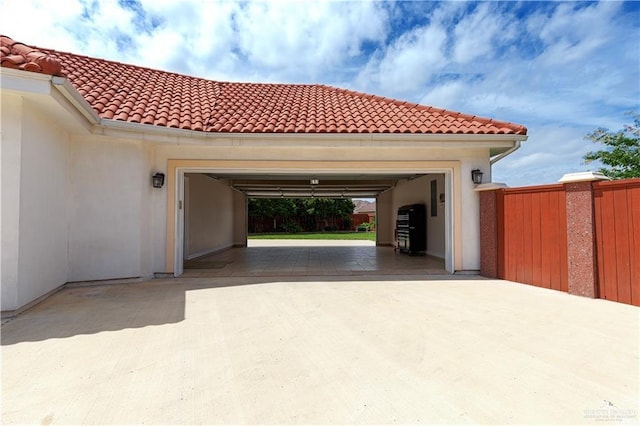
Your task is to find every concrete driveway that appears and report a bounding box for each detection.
[2,275,638,425]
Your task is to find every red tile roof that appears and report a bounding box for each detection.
[1,36,63,76]
[1,36,527,135]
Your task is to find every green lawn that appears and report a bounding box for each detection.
[249,232,376,241]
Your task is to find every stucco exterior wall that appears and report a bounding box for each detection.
[17,100,70,307]
[459,159,490,272]
[184,173,234,258]
[2,94,24,311]
[1,95,70,311]
[67,135,152,282]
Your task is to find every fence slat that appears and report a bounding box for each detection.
[600,188,619,302]
[522,192,533,284]
[629,187,640,306]
[613,188,632,304]
[539,191,552,288]
[531,192,542,285]
[548,191,562,291]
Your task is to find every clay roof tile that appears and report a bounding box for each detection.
[0,36,527,136]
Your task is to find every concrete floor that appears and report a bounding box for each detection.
[184,240,447,277]
[2,274,638,425]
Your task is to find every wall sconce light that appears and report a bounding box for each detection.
[471,169,483,185]
[152,172,165,188]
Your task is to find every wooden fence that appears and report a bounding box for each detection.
[593,179,640,306]
[487,178,640,306]
[497,185,568,292]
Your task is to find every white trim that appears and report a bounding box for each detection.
[174,170,185,276]
[444,169,454,273]
[0,67,52,94]
[97,118,527,144]
[558,171,610,183]
[173,164,457,275]
[51,76,101,124]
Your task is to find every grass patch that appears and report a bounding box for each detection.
[249,231,376,241]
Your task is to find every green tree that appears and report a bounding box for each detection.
[248,197,355,232]
[248,198,296,230]
[583,113,640,179]
[302,198,355,230]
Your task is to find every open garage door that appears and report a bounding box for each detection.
[170,163,454,277]
[167,160,457,275]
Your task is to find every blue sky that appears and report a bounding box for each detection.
[2,0,638,186]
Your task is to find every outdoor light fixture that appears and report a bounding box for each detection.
[152,172,165,188]
[310,178,319,185]
[471,169,484,185]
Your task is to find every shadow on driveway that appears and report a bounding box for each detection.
[1,275,471,344]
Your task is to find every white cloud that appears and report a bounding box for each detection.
[452,3,516,64]
[232,1,389,81]
[356,23,448,96]
[419,80,466,110]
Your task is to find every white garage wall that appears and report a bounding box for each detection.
[459,159,485,272]
[2,94,24,311]
[0,96,70,311]
[184,173,234,259]
[16,100,70,307]
[67,135,150,282]
[390,174,446,258]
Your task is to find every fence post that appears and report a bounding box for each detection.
[559,172,610,298]
[476,183,508,279]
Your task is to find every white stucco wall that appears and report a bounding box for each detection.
[1,94,23,311]
[1,95,70,310]
[184,173,234,258]
[459,158,489,272]
[67,135,152,282]
[16,100,70,306]
[391,174,446,258]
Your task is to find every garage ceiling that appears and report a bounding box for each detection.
[202,173,425,198]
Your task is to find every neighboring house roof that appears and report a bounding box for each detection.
[353,200,376,214]
[1,35,527,136]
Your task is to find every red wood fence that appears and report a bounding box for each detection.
[593,179,640,306]
[497,185,568,292]
[488,178,640,306]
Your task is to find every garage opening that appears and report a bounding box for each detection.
[177,171,449,277]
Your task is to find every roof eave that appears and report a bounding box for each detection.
[95,117,528,144]
[51,76,101,125]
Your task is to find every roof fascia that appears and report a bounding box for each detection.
[1,67,52,94]
[95,118,527,147]
[51,76,101,125]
